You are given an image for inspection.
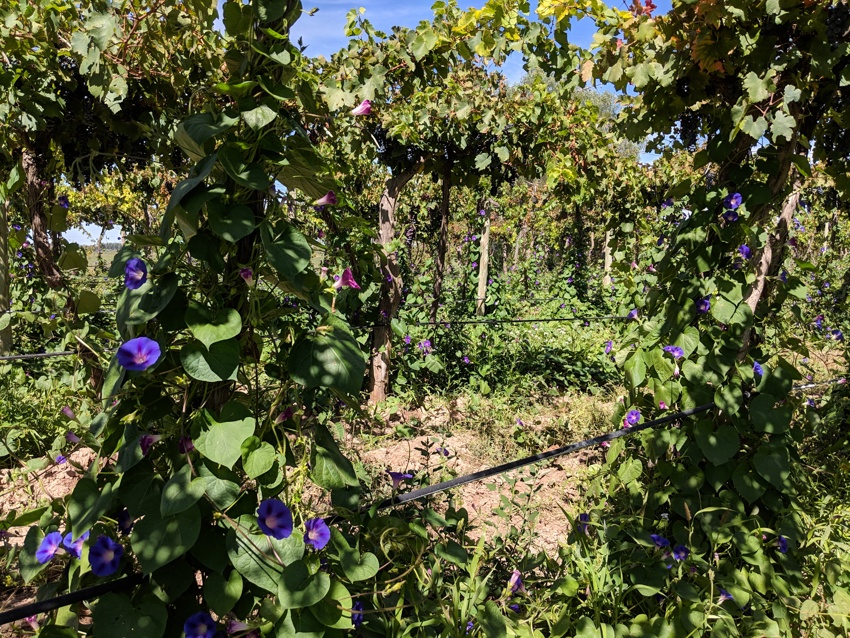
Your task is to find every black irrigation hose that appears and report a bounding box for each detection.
[0,573,145,626]
[0,376,845,623]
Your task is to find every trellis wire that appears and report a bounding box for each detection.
[0,376,845,624]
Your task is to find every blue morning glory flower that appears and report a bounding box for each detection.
[672,545,690,561]
[779,271,788,283]
[697,297,711,314]
[753,361,764,376]
[304,518,331,551]
[718,588,734,604]
[625,409,641,427]
[604,340,613,354]
[62,531,90,559]
[116,337,161,371]
[508,569,526,593]
[814,315,824,329]
[117,509,134,535]
[627,308,639,321]
[58,195,70,209]
[650,534,670,548]
[577,513,590,533]
[352,601,364,628]
[184,611,216,638]
[723,192,742,210]
[36,531,63,564]
[831,329,844,342]
[662,345,684,359]
[722,210,739,223]
[257,499,293,540]
[387,471,413,490]
[88,535,123,576]
[777,536,788,554]
[738,245,752,259]
[123,258,147,290]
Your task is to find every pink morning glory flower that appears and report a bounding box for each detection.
[239,268,254,287]
[351,100,372,116]
[314,191,337,207]
[334,268,361,290]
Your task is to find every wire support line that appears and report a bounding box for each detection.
[351,314,630,330]
[0,348,111,362]
[0,574,145,626]
[400,296,574,308]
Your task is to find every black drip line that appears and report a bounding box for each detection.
[0,377,845,624]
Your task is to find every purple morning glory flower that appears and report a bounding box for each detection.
[718,588,734,604]
[404,335,412,345]
[138,434,161,456]
[123,258,147,290]
[672,545,690,561]
[466,620,474,634]
[723,192,742,210]
[417,340,432,354]
[661,197,674,208]
[334,267,360,290]
[352,601,364,628]
[275,407,294,424]
[508,569,526,593]
[722,209,739,223]
[184,611,216,638]
[36,531,63,564]
[89,535,123,576]
[650,534,670,548]
[117,509,134,535]
[814,315,824,330]
[604,340,613,354]
[807,398,816,409]
[61,406,76,420]
[239,268,254,287]
[627,308,639,321]
[738,245,752,259]
[697,297,711,314]
[12,223,21,231]
[58,195,70,209]
[508,604,521,613]
[314,191,337,206]
[577,513,590,533]
[779,271,788,283]
[479,209,486,216]
[351,100,372,116]
[304,518,331,550]
[66,431,80,443]
[178,437,195,453]
[116,337,161,371]
[777,536,788,554]
[625,409,641,427]
[753,361,764,376]
[831,329,844,342]
[55,454,67,464]
[257,499,293,540]
[472,262,478,269]
[387,471,413,490]
[462,356,470,364]
[662,345,684,359]
[436,447,450,457]
[62,531,90,559]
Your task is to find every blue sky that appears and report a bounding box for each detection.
[67,0,671,244]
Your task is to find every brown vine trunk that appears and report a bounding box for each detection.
[21,142,63,289]
[602,229,613,287]
[368,168,417,405]
[430,162,452,324]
